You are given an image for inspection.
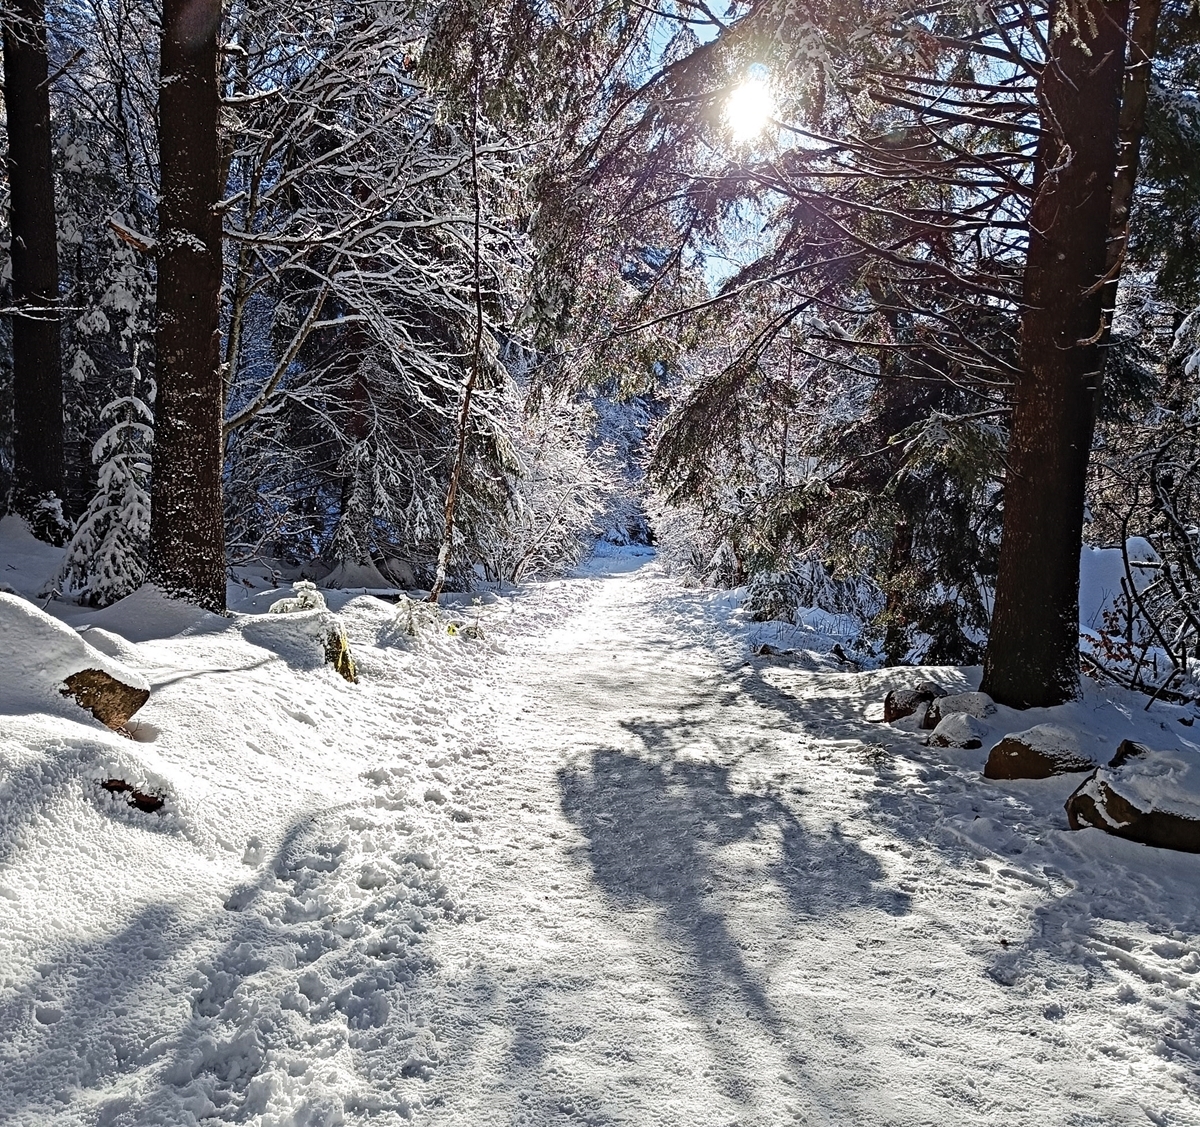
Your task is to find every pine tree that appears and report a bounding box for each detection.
[58,352,153,606]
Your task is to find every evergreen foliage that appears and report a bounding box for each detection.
[57,356,153,607]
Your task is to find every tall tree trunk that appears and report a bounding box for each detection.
[3,0,64,531]
[149,0,226,612]
[981,0,1132,707]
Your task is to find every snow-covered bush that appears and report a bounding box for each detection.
[471,388,649,584]
[268,580,326,614]
[743,571,803,623]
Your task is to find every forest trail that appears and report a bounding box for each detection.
[3,538,1199,1127]
[405,553,1198,1127]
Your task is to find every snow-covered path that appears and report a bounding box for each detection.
[406,556,1200,1126]
[3,534,1200,1126]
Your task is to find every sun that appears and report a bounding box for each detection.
[725,72,774,142]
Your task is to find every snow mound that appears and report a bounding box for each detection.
[241,608,346,674]
[320,559,394,591]
[0,515,63,597]
[79,582,231,642]
[0,591,149,719]
[1079,538,1159,630]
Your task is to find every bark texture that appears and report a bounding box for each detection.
[981,0,1132,708]
[3,0,64,517]
[149,0,226,611]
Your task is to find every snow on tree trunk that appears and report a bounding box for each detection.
[3,0,65,535]
[148,0,225,612]
[982,0,1132,709]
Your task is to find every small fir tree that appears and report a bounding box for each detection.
[58,352,153,606]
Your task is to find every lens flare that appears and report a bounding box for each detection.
[725,74,774,142]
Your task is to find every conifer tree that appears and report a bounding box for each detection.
[58,351,153,606]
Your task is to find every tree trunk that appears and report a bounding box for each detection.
[149,0,226,612]
[3,0,64,528]
[981,0,1132,707]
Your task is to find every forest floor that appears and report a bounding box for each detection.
[2,522,1200,1126]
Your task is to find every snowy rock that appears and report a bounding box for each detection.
[1110,738,1152,767]
[1065,742,1200,852]
[925,712,987,749]
[983,725,1095,780]
[923,690,995,730]
[0,591,150,730]
[62,668,151,732]
[884,687,936,722]
[245,601,357,683]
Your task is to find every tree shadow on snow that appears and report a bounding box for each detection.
[557,718,909,1099]
[0,901,192,1121]
[0,805,435,1126]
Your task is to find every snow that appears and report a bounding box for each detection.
[0,591,150,717]
[2,531,1200,1125]
[1004,723,1084,757]
[1094,748,1200,822]
[0,515,64,598]
[1080,539,1160,632]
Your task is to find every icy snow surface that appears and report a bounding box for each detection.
[2,540,1200,1125]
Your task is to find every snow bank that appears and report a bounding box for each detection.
[1079,538,1159,630]
[0,515,62,598]
[0,591,149,720]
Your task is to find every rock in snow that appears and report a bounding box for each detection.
[1066,741,1200,853]
[61,667,150,731]
[984,724,1095,780]
[883,687,936,722]
[923,690,996,730]
[925,711,988,749]
[0,591,150,729]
